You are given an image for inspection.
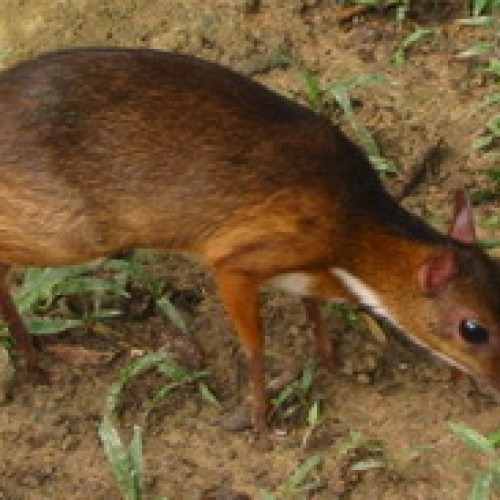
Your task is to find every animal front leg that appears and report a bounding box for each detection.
[214,269,268,432]
[0,266,38,371]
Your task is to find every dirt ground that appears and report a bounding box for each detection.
[1,1,500,498]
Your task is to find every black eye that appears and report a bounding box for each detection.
[459,319,489,344]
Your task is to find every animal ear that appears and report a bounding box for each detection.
[417,249,458,295]
[449,190,476,244]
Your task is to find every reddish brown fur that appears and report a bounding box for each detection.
[0,48,499,430]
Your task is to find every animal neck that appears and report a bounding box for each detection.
[330,219,450,323]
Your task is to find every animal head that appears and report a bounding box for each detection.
[409,191,500,387]
[331,191,500,389]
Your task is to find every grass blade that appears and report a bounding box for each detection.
[351,458,386,471]
[449,423,496,456]
[129,425,144,498]
[156,297,187,333]
[282,455,322,493]
[470,470,494,500]
[99,415,141,500]
[24,317,84,335]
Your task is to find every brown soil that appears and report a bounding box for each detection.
[1,1,500,498]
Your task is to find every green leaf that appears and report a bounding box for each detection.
[392,28,435,65]
[352,0,381,5]
[259,490,276,500]
[283,455,322,493]
[485,59,500,77]
[99,415,142,500]
[487,115,500,136]
[351,458,387,471]
[105,351,171,414]
[156,297,187,333]
[473,135,494,150]
[470,470,494,500]
[469,93,500,116]
[482,215,500,227]
[485,167,500,183]
[449,423,496,455]
[473,0,491,16]
[457,15,497,27]
[53,276,128,297]
[301,360,316,393]
[488,429,500,447]
[480,239,500,249]
[369,155,398,174]
[459,42,495,58]
[307,400,321,427]
[271,383,297,409]
[24,316,83,335]
[301,69,324,112]
[328,75,396,175]
[129,425,144,498]
[198,381,221,408]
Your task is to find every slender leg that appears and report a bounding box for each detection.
[0,266,38,370]
[303,298,335,372]
[214,269,268,432]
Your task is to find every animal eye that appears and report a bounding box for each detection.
[459,319,489,344]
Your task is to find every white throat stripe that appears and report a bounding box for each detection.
[331,268,471,375]
[330,268,399,327]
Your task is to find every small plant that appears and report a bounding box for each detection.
[100,352,167,500]
[259,455,323,499]
[481,214,500,228]
[100,351,213,499]
[336,430,430,473]
[471,168,500,206]
[270,360,320,426]
[449,423,500,500]
[300,68,396,175]
[300,69,331,114]
[473,115,500,152]
[330,303,362,329]
[104,255,189,333]
[391,28,435,66]
[471,0,500,17]
[327,74,397,175]
[458,6,500,156]
[12,263,127,335]
[5,252,186,343]
[99,419,144,500]
[269,50,293,70]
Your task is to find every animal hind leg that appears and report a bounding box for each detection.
[303,298,336,372]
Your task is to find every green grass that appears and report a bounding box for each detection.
[471,0,500,16]
[449,423,500,500]
[471,168,500,206]
[336,429,431,474]
[326,74,398,175]
[3,251,187,356]
[299,67,397,175]
[391,28,434,66]
[259,455,323,499]
[100,351,214,499]
[459,5,500,158]
[269,360,321,428]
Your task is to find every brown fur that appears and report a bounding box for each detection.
[0,48,499,429]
